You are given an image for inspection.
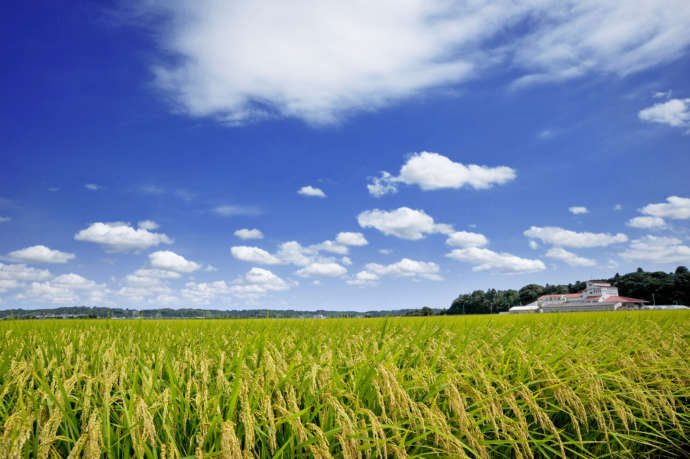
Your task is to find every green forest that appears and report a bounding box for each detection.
[446,266,690,315]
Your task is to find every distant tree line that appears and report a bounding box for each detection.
[446,266,690,315]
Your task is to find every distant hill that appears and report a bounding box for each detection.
[446,266,690,315]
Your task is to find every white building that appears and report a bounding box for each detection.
[508,281,647,314]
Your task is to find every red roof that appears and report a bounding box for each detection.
[601,296,648,303]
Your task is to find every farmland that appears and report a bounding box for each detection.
[1,311,689,458]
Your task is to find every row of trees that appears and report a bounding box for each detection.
[446,266,690,315]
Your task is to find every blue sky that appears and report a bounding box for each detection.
[1,1,689,310]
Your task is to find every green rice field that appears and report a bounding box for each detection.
[1,311,689,458]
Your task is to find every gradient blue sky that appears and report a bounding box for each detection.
[1,1,689,310]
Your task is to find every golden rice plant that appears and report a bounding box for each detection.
[0,311,688,457]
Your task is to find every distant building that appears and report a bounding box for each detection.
[508,281,648,314]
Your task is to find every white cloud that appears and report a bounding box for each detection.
[230,246,282,265]
[365,258,442,281]
[529,240,539,250]
[639,98,690,128]
[234,228,264,240]
[74,222,173,252]
[447,247,545,273]
[620,235,690,264]
[132,268,182,279]
[378,249,392,255]
[347,270,380,286]
[213,205,261,217]
[205,264,218,272]
[138,220,160,230]
[0,216,10,223]
[613,204,623,211]
[0,263,52,281]
[445,231,488,248]
[298,186,326,198]
[524,226,628,248]
[25,273,107,304]
[368,152,515,196]
[8,245,75,264]
[626,216,667,229]
[275,241,312,266]
[296,262,347,278]
[309,240,348,255]
[341,256,352,266]
[545,247,596,267]
[141,1,690,125]
[640,196,690,220]
[85,184,102,191]
[358,207,451,240]
[149,250,201,273]
[568,206,589,215]
[335,232,368,246]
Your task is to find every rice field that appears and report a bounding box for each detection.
[0,311,688,458]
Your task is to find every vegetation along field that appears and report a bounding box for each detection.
[1,312,689,458]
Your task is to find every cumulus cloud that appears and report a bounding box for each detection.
[8,245,75,264]
[84,184,102,191]
[640,196,690,220]
[626,216,667,229]
[545,247,596,267]
[347,270,380,287]
[149,250,201,273]
[234,228,264,240]
[74,222,173,252]
[0,263,52,281]
[25,273,107,304]
[296,262,347,278]
[341,256,352,266]
[335,232,368,246]
[365,258,442,281]
[368,152,515,196]
[213,205,261,217]
[378,249,392,255]
[182,268,289,303]
[231,246,282,265]
[357,207,451,240]
[139,1,690,125]
[639,98,690,128]
[529,240,539,250]
[298,186,327,198]
[138,220,160,230]
[620,235,690,264]
[568,206,589,215]
[447,247,546,273]
[445,231,488,248]
[524,226,628,248]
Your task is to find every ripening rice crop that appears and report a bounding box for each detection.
[0,311,688,458]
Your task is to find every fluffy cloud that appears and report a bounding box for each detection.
[234,228,264,240]
[529,240,539,250]
[74,222,173,252]
[336,232,368,246]
[9,245,75,264]
[149,250,201,273]
[347,270,380,286]
[445,231,488,248]
[357,207,451,240]
[447,248,545,273]
[640,196,690,220]
[524,226,628,248]
[368,152,515,196]
[298,186,326,198]
[0,263,52,281]
[626,216,667,229]
[213,205,261,217]
[275,241,312,266]
[545,247,596,267]
[296,262,347,278]
[231,246,282,265]
[138,220,160,230]
[365,258,442,281]
[25,273,107,304]
[568,206,589,215]
[141,1,690,125]
[620,235,690,264]
[638,98,690,128]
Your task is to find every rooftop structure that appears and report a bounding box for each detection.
[508,281,648,314]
